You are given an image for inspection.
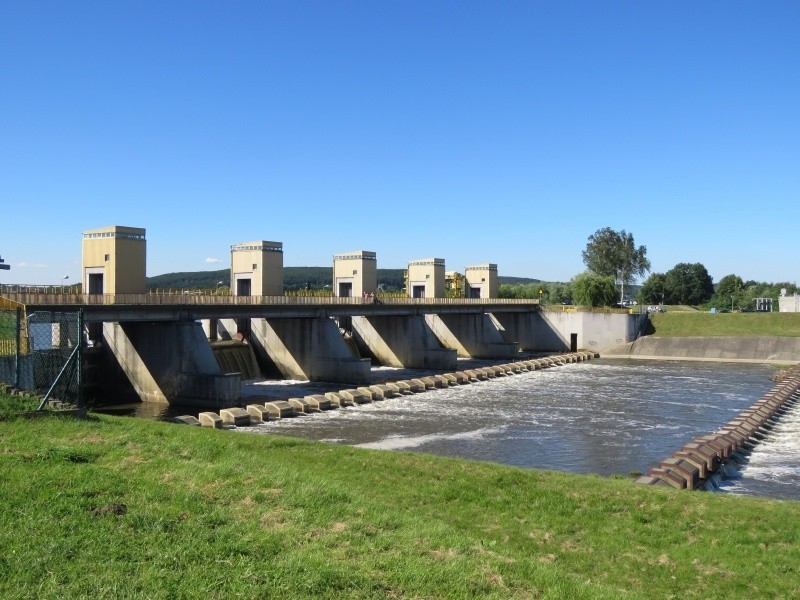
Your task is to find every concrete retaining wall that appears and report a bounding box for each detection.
[605,336,800,364]
[532,310,646,353]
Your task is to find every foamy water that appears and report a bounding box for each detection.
[237,359,780,486]
[715,397,800,501]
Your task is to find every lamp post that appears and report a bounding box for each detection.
[61,275,69,293]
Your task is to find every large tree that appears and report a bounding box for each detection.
[663,262,714,305]
[581,227,650,303]
[713,274,745,310]
[638,272,667,305]
[571,272,617,307]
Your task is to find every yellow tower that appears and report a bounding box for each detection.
[82,226,146,295]
[230,241,283,297]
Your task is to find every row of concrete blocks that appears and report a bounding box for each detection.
[170,351,600,428]
[637,363,800,490]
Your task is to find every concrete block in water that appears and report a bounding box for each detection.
[695,435,734,459]
[372,384,399,398]
[170,415,201,426]
[340,389,371,404]
[464,370,480,381]
[672,451,709,480]
[382,383,401,396]
[265,401,295,419]
[358,386,382,401]
[198,412,223,428]
[647,467,687,490]
[324,391,352,407]
[660,458,700,490]
[681,443,721,471]
[421,376,439,389]
[288,397,316,413]
[405,379,426,392]
[305,395,333,410]
[434,375,450,387]
[220,407,251,426]
[246,404,271,423]
[369,384,394,400]
[394,381,413,394]
[452,372,469,384]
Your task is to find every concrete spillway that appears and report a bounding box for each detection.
[211,340,260,380]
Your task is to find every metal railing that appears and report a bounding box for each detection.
[0,290,540,307]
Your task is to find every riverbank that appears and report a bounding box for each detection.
[603,336,800,364]
[2,410,800,599]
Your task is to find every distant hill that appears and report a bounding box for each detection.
[147,268,541,291]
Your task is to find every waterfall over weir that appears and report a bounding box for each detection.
[211,340,260,380]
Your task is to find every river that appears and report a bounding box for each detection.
[103,357,797,501]
[236,358,797,500]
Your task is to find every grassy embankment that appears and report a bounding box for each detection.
[649,312,800,338]
[2,402,800,599]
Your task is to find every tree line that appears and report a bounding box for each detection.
[501,227,798,310]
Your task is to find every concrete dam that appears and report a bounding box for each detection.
[3,291,645,408]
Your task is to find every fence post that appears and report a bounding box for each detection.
[14,307,21,388]
[77,309,84,408]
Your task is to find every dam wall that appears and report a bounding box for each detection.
[604,336,800,364]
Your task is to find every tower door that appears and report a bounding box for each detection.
[88,273,104,295]
[338,281,353,297]
[236,278,252,297]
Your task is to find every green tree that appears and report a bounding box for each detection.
[581,227,650,303]
[663,263,714,305]
[713,274,744,311]
[638,272,666,305]
[571,272,617,307]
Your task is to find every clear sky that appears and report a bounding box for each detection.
[1,1,798,287]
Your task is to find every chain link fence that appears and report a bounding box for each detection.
[0,305,83,406]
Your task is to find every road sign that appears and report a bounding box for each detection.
[0,256,9,270]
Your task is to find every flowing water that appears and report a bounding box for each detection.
[102,358,798,501]
[239,359,795,491]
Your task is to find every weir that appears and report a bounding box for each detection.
[169,351,600,427]
[638,363,800,490]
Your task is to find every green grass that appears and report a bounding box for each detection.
[2,408,799,599]
[0,389,40,419]
[649,312,800,337]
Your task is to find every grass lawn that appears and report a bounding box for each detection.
[1,406,799,599]
[649,312,800,337]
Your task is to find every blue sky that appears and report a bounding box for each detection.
[2,1,798,286]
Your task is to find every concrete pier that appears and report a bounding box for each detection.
[351,315,457,370]
[425,314,518,359]
[101,321,241,407]
[249,317,372,385]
